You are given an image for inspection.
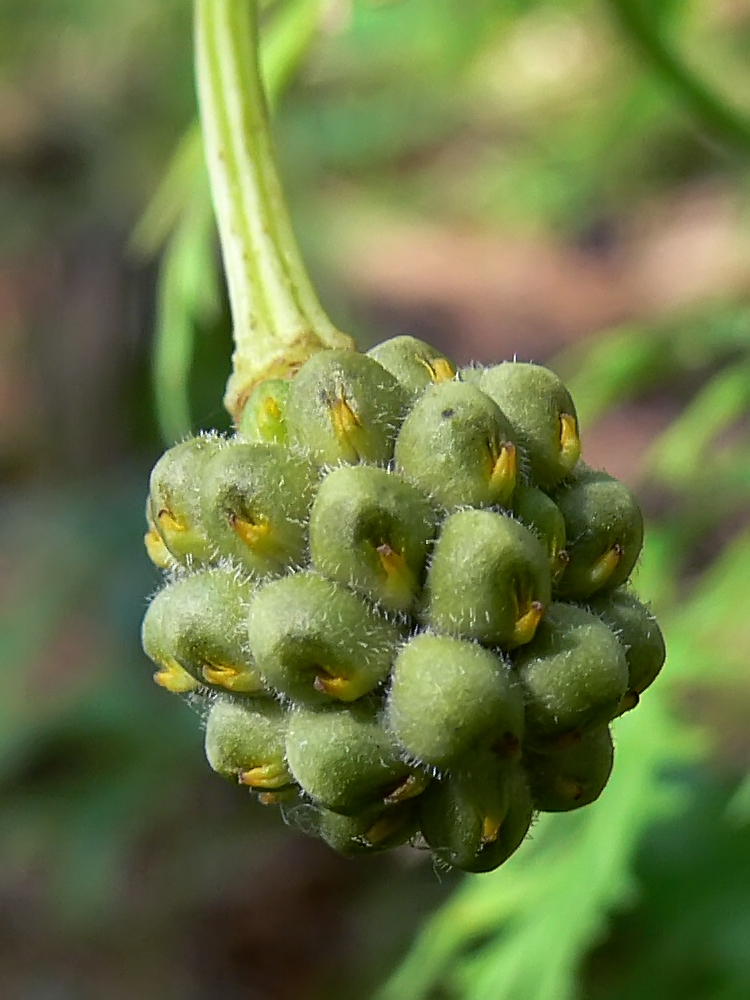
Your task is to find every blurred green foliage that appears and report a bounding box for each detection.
[1,0,749,997]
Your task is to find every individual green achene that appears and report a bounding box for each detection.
[307,800,421,856]
[141,567,264,695]
[237,379,291,445]
[394,381,519,512]
[421,759,533,873]
[386,633,525,769]
[309,465,437,612]
[285,700,427,815]
[588,587,666,711]
[525,725,614,812]
[418,750,513,869]
[480,361,581,489]
[424,508,551,648]
[285,349,408,466]
[367,335,456,401]
[200,440,319,576]
[246,571,403,706]
[147,434,225,566]
[553,465,644,600]
[512,484,569,585]
[463,766,535,874]
[514,603,629,745]
[205,696,294,799]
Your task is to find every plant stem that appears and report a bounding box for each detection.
[608,0,750,153]
[194,0,354,422]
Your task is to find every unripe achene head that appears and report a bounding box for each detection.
[141,335,662,871]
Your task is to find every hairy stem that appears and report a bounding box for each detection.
[195,0,354,422]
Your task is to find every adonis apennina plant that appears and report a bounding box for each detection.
[142,0,665,872]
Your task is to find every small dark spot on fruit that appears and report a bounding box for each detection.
[493,732,521,759]
[442,408,455,419]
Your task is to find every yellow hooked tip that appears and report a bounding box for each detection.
[510,599,545,647]
[614,690,640,717]
[558,413,581,472]
[313,671,363,701]
[364,812,405,847]
[419,355,455,384]
[377,542,407,579]
[328,389,363,461]
[256,395,285,442]
[153,657,199,694]
[590,542,623,590]
[383,771,430,806]
[558,778,585,803]
[202,661,262,694]
[551,729,583,752]
[202,660,240,688]
[257,788,296,806]
[230,512,272,550]
[481,814,503,845]
[144,527,173,569]
[493,730,522,760]
[262,395,282,422]
[376,542,416,605]
[552,547,570,582]
[238,762,290,790]
[489,441,517,502]
[157,506,188,544]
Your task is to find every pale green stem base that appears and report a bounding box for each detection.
[195,0,354,422]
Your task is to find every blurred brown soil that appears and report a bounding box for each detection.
[334,182,750,483]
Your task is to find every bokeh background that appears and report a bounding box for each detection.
[2,1,750,998]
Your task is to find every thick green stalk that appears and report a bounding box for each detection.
[195,0,353,422]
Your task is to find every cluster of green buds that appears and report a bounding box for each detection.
[142,336,664,872]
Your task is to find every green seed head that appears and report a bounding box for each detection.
[142,331,662,867]
[587,588,666,702]
[480,362,581,489]
[200,441,319,577]
[237,379,291,445]
[141,568,265,695]
[309,465,437,613]
[514,602,629,745]
[424,508,551,648]
[247,571,403,706]
[394,380,519,512]
[386,633,525,769]
[552,467,644,600]
[526,725,614,812]
[512,484,569,585]
[285,700,423,816]
[147,434,225,565]
[205,697,293,792]
[367,335,456,401]
[285,349,408,466]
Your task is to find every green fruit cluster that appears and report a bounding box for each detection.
[141,337,664,872]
